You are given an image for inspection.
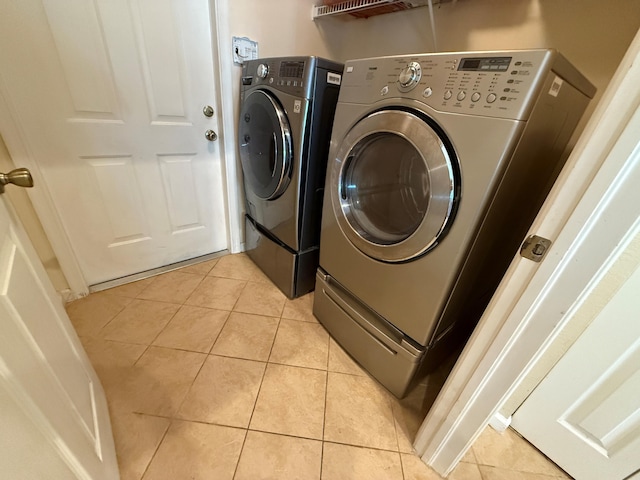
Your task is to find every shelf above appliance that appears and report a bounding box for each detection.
[312,0,443,20]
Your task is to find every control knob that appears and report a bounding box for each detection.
[256,64,269,79]
[397,61,422,92]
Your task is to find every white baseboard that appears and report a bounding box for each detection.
[58,288,82,304]
[489,412,512,433]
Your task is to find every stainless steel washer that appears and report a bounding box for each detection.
[239,56,343,298]
[314,50,595,397]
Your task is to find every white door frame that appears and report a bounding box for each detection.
[414,28,640,476]
[0,0,244,298]
[210,0,244,255]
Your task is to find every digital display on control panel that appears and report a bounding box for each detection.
[279,61,305,78]
[458,57,512,72]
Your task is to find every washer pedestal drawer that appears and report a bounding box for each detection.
[313,270,425,398]
[245,215,318,299]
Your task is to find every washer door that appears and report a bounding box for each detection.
[332,109,459,262]
[238,90,293,200]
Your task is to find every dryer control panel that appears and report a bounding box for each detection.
[338,50,592,120]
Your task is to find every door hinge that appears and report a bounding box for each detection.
[520,235,552,263]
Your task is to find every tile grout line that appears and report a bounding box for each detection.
[171,351,210,421]
[469,442,486,480]
[128,409,417,457]
[322,439,418,455]
[231,328,273,480]
[475,460,487,480]
[230,427,250,480]
[138,417,173,480]
[320,333,331,480]
[123,411,412,456]
[88,298,130,340]
[206,310,232,355]
[386,381,406,478]
[133,259,245,478]
[235,426,325,444]
[242,303,280,435]
[228,279,249,313]
[239,358,268,433]
[166,274,214,420]
[104,273,191,367]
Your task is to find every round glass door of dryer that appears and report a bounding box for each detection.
[238,90,293,200]
[332,109,459,262]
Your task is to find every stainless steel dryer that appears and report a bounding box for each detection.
[314,50,595,397]
[239,56,343,298]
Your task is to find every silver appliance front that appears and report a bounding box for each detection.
[332,108,459,262]
[315,50,595,397]
[320,102,524,346]
[244,215,318,298]
[239,86,309,252]
[239,56,343,298]
[314,270,424,398]
[239,90,293,201]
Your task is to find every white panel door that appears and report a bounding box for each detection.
[0,191,118,478]
[512,257,640,480]
[0,0,227,285]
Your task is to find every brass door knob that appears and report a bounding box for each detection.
[0,168,34,194]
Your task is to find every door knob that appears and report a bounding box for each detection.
[203,105,214,117]
[0,168,34,194]
[205,130,218,141]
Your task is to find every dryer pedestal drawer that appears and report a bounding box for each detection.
[313,270,425,398]
[245,215,318,299]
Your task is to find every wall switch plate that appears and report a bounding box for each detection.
[232,36,258,65]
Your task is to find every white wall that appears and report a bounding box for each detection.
[224,0,336,136]
[227,0,334,59]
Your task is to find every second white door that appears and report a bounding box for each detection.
[512,230,640,480]
[0,0,228,285]
[0,186,118,478]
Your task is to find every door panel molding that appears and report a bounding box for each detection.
[41,0,121,118]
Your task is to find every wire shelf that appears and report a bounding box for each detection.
[312,0,433,19]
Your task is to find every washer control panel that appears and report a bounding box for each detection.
[342,50,558,120]
[241,59,312,98]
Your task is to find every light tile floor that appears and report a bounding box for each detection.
[67,253,571,480]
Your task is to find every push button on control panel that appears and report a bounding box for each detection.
[444,90,453,100]
[487,93,497,103]
[457,91,466,101]
[471,92,481,102]
[422,87,433,98]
